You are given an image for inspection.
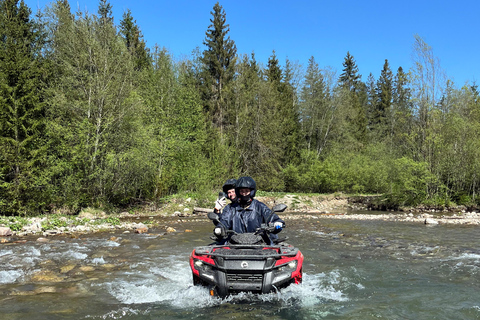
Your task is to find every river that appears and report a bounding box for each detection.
[0,212,479,319]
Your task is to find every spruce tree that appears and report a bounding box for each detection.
[266,51,282,83]
[0,0,48,214]
[119,9,150,71]
[337,51,367,148]
[200,2,237,135]
[374,59,394,138]
[98,0,113,25]
[300,56,333,156]
[392,66,413,156]
[339,51,361,92]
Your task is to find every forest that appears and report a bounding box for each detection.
[1,0,480,216]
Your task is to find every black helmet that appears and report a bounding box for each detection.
[222,179,237,193]
[235,176,256,198]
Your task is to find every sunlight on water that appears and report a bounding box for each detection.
[92,256,106,264]
[0,248,13,257]
[0,270,24,284]
[85,307,145,319]
[440,252,480,274]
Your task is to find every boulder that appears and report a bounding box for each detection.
[0,227,12,236]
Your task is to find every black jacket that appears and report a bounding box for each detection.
[218,199,284,243]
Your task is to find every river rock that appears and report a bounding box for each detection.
[135,226,148,234]
[31,270,64,283]
[60,265,76,273]
[79,266,95,272]
[0,227,12,236]
[166,227,176,233]
[424,218,439,225]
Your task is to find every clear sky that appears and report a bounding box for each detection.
[25,0,480,86]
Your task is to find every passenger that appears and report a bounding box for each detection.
[213,178,237,215]
[216,176,284,244]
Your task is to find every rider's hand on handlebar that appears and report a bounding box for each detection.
[274,222,283,230]
[214,226,226,238]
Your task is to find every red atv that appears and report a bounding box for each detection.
[190,204,303,298]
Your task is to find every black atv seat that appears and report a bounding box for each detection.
[214,248,279,256]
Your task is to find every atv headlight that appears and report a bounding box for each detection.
[278,260,297,272]
[273,260,298,284]
[194,259,213,272]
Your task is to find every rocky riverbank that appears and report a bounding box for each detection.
[1,194,480,240]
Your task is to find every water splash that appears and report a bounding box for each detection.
[0,270,24,284]
[106,257,349,310]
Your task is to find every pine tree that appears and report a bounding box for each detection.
[266,51,282,83]
[300,56,333,156]
[201,2,237,135]
[97,0,113,25]
[373,59,394,138]
[119,9,150,71]
[0,0,49,214]
[337,51,367,148]
[391,66,413,156]
[365,72,377,129]
[339,51,361,92]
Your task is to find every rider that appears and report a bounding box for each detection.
[213,178,237,215]
[216,176,284,244]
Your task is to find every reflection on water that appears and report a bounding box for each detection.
[0,214,479,319]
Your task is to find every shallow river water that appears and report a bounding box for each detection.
[0,212,479,320]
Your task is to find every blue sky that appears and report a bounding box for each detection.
[25,0,480,86]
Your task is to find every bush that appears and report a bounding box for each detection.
[385,157,438,206]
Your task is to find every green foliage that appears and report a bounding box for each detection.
[200,1,237,133]
[2,2,480,216]
[385,157,439,206]
[0,216,29,231]
[283,146,390,195]
[41,215,69,229]
[92,216,120,226]
[0,0,50,215]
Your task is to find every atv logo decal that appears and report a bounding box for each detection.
[241,261,249,268]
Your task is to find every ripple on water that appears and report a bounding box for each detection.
[0,269,24,284]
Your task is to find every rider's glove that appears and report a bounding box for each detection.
[214,197,227,211]
[274,222,283,231]
[214,226,226,238]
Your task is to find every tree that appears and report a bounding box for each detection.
[300,56,334,157]
[200,2,237,136]
[119,9,150,71]
[46,1,143,208]
[391,66,413,157]
[97,0,113,25]
[337,52,367,147]
[373,59,394,138]
[339,51,361,92]
[0,0,49,214]
[411,34,446,162]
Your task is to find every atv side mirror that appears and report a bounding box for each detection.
[207,211,220,224]
[272,203,287,213]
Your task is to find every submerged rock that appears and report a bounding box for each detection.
[30,270,64,283]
